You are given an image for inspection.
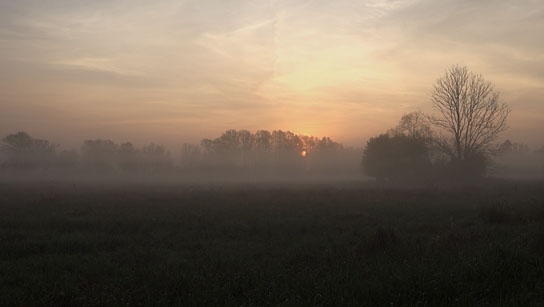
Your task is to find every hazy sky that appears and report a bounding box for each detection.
[1,0,543,149]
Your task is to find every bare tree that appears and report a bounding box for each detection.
[392,111,434,143]
[430,65,510,162]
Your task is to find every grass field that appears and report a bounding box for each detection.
[1,180,544,306]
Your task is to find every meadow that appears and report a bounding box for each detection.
[1,180,544,306]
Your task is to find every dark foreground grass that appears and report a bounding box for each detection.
[1,180,544,306]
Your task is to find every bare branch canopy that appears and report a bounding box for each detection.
[430,65,510,161]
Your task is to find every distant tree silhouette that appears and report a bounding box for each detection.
[196,129,349,173]
[491,140,541,179]
[311,137,344,171]
[362,133,430,181]
[237,129,253,168]
[315,137,342,152]
[253,130,272,152]
[80,140,171,173]
[392,111,433,143]
[253,130,273,170]
[81,139,118,171]
[429,65,510,176]
[1,131,56,170]
[298,135,318,152]
[498,140,529,155]
[199,130,244,169]
[0,129,360,177]
[271,130,303,171]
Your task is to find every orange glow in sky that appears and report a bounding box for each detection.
[0,1,543,148]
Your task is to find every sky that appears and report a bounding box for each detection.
[1,0,543,149]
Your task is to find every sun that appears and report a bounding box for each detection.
[300,149,307,158]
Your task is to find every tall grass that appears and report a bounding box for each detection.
[1,181,543,306]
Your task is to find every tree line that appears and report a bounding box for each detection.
[0,129,360,175]
[0,132,173,173]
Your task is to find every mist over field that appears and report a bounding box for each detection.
[0,129,364,184]
[1,122,543,184]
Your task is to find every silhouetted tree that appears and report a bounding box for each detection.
[315,137,342,152]
[492,140,539,179]
[430,65,510,175]
[253,130,273,170]
[200,139,214,155]
[299,135,318,152]
[310,137,344,171]
[1,131,56,170]
[498,140,529,155]
[253,130,272,152]
[196,129,346,173]
[271,130,304,171]
[213,130,242,167]
[362,133,430,181]
[393,111,433,142]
